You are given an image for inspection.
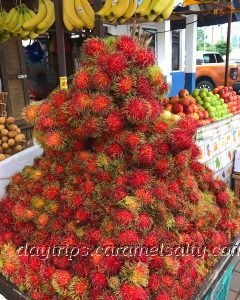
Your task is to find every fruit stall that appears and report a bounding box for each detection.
[0,1,240,300]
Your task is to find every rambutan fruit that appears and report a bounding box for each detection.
[105,111,123,133]
[38,102,52,116]
[23,104,38,123]
[124,98,150,123]
[52,270,71,287]
[155,158,169,175]
[83,38,105,56]
[72,92,91,112]
[134,189,153,204]
[190,161,204,173]
[118,230,140,245]
[89,229,101,244]
[138,213,152,229]
[74,70,91,90]
[74,208,88,224]
[127,170,151,187]
[120,283,148,300]
[152,184,166,201]
[51,90,67,107]
[191,144,201,158]
[107,53,127,75]
[116,36,137,58]
[124,133,141,148]
[92,272,108,289]
[102,257,122,276]
[116,209,134,225]
[31,197,45,210]
[92,95,111,114]
[44,186,59,200]
[83,117,100,137]
[37,213,50,227]
[108,276,120,290]
[153,120,168,133]
[217,191,230,207]
[175,216,188,231]
[178,117,197,135]
[144,232,158,247]
[169,128,192,150]
[137,144,154,165]
[156,292,172,300]
[137,76,153,99]
[189,191,202,204]
[45,131,63,150]
[116,76,133,94]
[12,173,22,184]
[135,48,155,67]
[53,256,71,269]
[175,152,188,167]
[92,71,111,91]
[148,274,161,292]
[37,116,55,131]
[69,277,88,298]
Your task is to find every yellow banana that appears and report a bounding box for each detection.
[154,15,163,23]
[80,0,95,22]
[152,0,172,15]
[4,7,20,32]
[18,7,31,38]
[23,0,47,32]
[36,0,55,33]
[63,0,84,30]
[146,13,158,21]
[28,9,36,19]
[4,7,17,26]
[161,0,175,19]
[63,10,74,31]
[142,0,161,18]
[111,0,130,18]
[106,14,117,23]
[135,0,151,16]
[96,0,112,17]
[11,7,24,34]
[74,0,94,29]
[0,10,7,31]
[28,31,39,39]
[123,0,137,19]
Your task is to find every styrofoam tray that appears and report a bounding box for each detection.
[0,145,43,198]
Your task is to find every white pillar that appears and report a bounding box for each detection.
[185,14,197,92]
[179,29,185,71]
[156,20,172,76]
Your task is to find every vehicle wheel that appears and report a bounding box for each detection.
[196,80,215,91]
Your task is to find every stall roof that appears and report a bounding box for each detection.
[171,1,240,30]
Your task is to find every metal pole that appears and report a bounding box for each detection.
[225,11,232,87]
[94,0,105,38]
[54,0,68,90]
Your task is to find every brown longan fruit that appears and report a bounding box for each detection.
[8,139,15,147]
[15,134,23,143]
[8,131,17,138]
[8,124,17,131]
[1,129,8,136]
[1,136,8,142]
[0,154,5,161]
[16,127,21,134]
[14,144,22,152]
[0,125,5,130]
[2,142,9,150]
[6,117,15,124]
[0,117,6,125]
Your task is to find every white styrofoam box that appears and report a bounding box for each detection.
[0,145,43,198]
[234,148,240,173]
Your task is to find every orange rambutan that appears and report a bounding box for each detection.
[92,71,111,91]
[124,98,149,123]
[38,102,52,116]
[72,92,91,112]
[45,132,63,149]
[74,70,91,90]
[51,90,67,107]
[52,270,71,287]
[116,76,133,94]
[23,104,39,123]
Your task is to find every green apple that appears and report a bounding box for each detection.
[199,91,207,99]
[192,89,200,97]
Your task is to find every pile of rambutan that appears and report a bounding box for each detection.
[0,35,240,300]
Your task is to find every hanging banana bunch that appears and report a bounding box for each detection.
[62,0,95,32]
[96,0,176,24]
[0,2,10,44]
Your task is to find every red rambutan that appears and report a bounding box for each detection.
[148,274,161,292]
[107,53,127,75]
[74,70,91,90]
[156,292,172,300]
[118,230,140,245]
[120,283,148,300]
[153,120,168,133]
[37,117,55,130]
[38,102,52,116]
[72,92,91,112]
[116,209,134,225]
[137,144,154,165]
[105,111,123,132]
[137,77,153,99]
[51,90,67,107]
[178,117,197,135]
[52,270,71,287]
[124,98,149,123]
[92,71,111,90]
[155,159,169,175]
[116,36,137,58]
[128,170,151,187]
[83,38,105,56]
[83,117,100,137]
[169,128,192,150]
[92,95,111,113]
[138,213,152,229]
[45,132,63,149]
[135,189,153,204]
[44,186,59,200]
[135,49,155,67]
[124,133,141,148]
[117,76,133,94]
[92,272,108,289]
[217,191,230,207]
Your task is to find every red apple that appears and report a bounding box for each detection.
[202,111,209,119]
[197,111,204,119]
[189,97,196,104]
[178,89,189,98]
[181,97,190,106]
[191,104,198,112]
[165,104,173,112]
[177,112,186,117]
[183,105,193,114]
[172,103,183,114]
[170,96,179,104]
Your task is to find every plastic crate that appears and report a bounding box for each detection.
[204,263,234,300]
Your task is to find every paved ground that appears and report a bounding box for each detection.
[229,256,240,299]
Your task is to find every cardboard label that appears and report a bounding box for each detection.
[60,77,68,90]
